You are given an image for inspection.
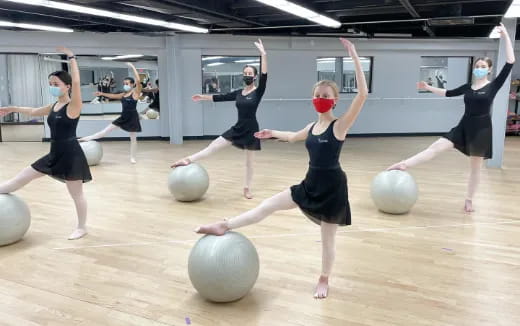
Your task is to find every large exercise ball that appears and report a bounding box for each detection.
[188,232,260,302]
[168,163,209,202]
[146,109,159,119]
[0,194,31,246]
[80,141,103,166]
[371,170,418,214]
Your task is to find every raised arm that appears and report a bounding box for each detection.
[254,39,268,98]
[255,122,314,143]
[334,38,368,137]
[127,62,142,100]
[57,47,82,118]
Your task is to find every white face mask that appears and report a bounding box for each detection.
[123,85,132,92]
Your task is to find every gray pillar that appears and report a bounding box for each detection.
[487,18,516,168]
[162,35,184,144]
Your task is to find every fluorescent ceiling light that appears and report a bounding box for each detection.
[255,0,341,28]
[202,56,224,61]
[5,0,208,33]
[207,62,225,66]
[0,20,73,32]
[102,54,144,60]
[505,0,520,17]
[234,59,260,63]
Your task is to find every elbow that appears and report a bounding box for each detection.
[357,90,368,99]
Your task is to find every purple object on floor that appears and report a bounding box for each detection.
[442,248,453,251]
[185,317,191,325]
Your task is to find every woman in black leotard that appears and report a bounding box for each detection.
[172,39,268,199]
[0,47,91,240]
[195,39,368,300]
[79,62,142,164]
[388,23,515,213]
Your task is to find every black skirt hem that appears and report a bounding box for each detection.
[31,164,92,183]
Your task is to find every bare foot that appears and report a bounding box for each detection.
[387,161,407,171]
[68,228,88,240]
[243,187,253,199]
[464,199,475,213]
[194,221,229,236]
[171,158,192,168]
[130,157,137,164]
[314,275,329,299]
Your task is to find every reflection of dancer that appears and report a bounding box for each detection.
[388,23,515,213]
[435,70,447,89]
[96,72,114,103]
[172,39,267,199]
[0,47,91,240]
[141,79,160,115]
[195,38,368,300]
[79,62,142,164]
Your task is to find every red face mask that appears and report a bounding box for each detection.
[312,98,335,113]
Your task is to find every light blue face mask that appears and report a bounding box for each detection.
[123,85,132,92]
[473,68,489,79]
[49,86,64,97]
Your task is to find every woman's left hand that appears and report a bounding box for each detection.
[339,38,356,57]
[56,46,74,57]
[495,23,509,38]
[254,39,266,55]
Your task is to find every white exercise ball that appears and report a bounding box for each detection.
[80,141,103,166]
[0,194,31,246]
[371,170,418,214]
[188,232,260,302]
[168,163,209,202]
[146,109,159,119]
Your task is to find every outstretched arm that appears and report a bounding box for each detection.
[95,91,124,100]
[0,104,52,117]
[255,123,314,143]
[127,62,142,100]
[334,38,369,137]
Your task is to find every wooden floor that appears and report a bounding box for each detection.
[0,136,519,326]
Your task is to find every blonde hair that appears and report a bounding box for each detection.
[312,80,339,98]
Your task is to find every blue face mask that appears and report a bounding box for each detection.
[473,68,489,79]
[49,86,64,97]
[123,85,132,92]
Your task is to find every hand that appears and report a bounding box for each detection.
[56,46,74,57]
[254,129,273,139]
[417,81,429,90]
[254,39,266,55]
[192,94,204,102]
[126,62,135,68]
[339,38,355,56]
[94,91,102,97]
[0,107,14,117]
[494,23,509,38]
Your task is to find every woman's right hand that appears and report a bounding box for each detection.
[0,107,14,117]
[254,129,273,139]
[417,81,429,90]
[94,91,102,96]
[192,94,204,102]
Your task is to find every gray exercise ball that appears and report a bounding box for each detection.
[80,141,103,166]
[188,232,260,302]
[168,163,209,202]
[371,170,418,214]
[146,109,159,119]
[0,194,31,246]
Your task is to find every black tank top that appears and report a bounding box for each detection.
[305,120,343,169]
[122,94,137,112]
[47,102,79,141]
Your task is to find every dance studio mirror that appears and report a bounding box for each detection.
[74,54,160,121]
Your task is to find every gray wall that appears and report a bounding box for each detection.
[174,35,499,136]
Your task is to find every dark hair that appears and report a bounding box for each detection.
[124,77,135,85]
[155,79,159,86]
[243,65,258,76]
[474,57,493,68]
[48,70,72,86]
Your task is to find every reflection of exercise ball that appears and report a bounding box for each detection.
[168,163,209,202]
[146,109,159,119]
[371,170,418,214]
[80,141,103,166]
[188,232,259,302]
[0,194,31,246]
